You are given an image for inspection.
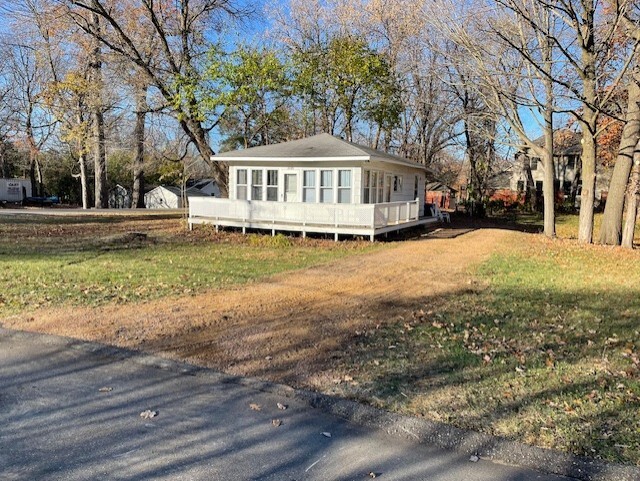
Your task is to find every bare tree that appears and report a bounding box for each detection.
[1,41,56,196]
[88,11,108,208]
[599,4,640,245]
[600,70,640,244]
[60,0,250,197]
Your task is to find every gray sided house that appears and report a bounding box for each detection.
[189,134,440,240]
[512,130,611,204]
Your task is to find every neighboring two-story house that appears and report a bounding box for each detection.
[511,130,611,206]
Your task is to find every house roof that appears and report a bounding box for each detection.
[214,133,426,170]
[426,181,457,193]
[187,178,217,189]
[531,130,582,156]
[150,185,209,197]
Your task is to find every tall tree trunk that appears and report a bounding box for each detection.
[541,16,555,238]
[0,140,9,178]
[28,155,38,197]
[183,118,228,197]
[578,117,597,243]
[621,142,640,248]
[599,76,640,245]
[26,113,41,197]
[577,1,597,244]
[542,114,555,237]
[131,82,148,208]
[79,152,90,209]
[90,12,108,209]
[0,139,11,179]
[373,125,381,150]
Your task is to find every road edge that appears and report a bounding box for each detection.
[2,327,638,481]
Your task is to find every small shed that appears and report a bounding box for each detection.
[425,182,457,210]
[145,185,209,209]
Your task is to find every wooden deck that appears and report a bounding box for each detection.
[188,197,439,241]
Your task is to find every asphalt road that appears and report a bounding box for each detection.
[0,328,571,481]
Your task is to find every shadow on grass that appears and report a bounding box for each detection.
[133,281,640,467]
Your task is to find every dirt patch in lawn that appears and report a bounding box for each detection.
[3,227,511,389]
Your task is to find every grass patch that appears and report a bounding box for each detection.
[336,234,640,465]
[0,215,377,315]
[499,211,640,243]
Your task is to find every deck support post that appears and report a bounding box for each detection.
[188,222,193,231]
[370,234,375,242]
[242,226,246,235]
[334,232,338,242]
[302,231,306,239]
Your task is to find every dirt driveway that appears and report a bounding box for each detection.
[5,227,513,390]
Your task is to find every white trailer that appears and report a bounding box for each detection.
[0,179,31,202]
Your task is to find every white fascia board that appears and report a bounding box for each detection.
[369,156,428,171]
[211,155,370,163]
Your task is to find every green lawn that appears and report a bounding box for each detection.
[502,211,640,243]
[0,215,375,315]
[336,224,640,465]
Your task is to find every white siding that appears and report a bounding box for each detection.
[227,161,425,215]
[353,169,362,204]
[361,163,425,215]
[0,179,31,202]
[145,187,181,209]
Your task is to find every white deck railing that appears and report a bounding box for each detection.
[189,197,420,230]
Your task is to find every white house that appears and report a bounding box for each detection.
[188,134,440,240]
[145,185,209,209]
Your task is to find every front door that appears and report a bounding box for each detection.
[284,173,298,202]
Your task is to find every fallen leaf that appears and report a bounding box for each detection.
[277,403,287,410]
[98,387,113,392]
[469,455,479,462]
[272,419,282,427]
[369,472,377,478]
[250,403,262,411]
[322,432,332,438]
[140,410,157,419]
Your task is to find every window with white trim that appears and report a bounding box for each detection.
[414,176,419,199]
[303,170,316,203]
[251,169,263,200]
[393,175,403,193]
[370,171,378,203]
[236,169,247,200]
[320,170,333,203]
[338,170,351,203]
[363,170,371,203]
[266,169,278,201]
